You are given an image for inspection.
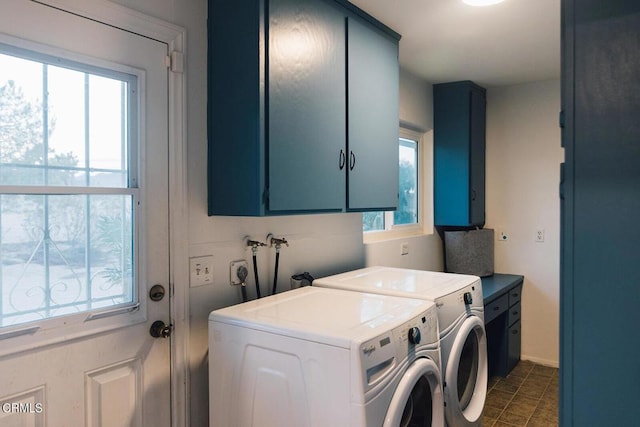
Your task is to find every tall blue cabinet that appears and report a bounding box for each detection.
[560,1,640,425]
[208,0,400,216]
[433,81,486,227]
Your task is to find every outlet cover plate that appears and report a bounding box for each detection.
[190,255,214,287]
[401,242,409,255]
[230,260,249,285]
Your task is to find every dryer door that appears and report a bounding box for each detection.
[383,357,444,427]
[444,315,488,427]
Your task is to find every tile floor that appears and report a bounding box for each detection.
[482,360,559,427]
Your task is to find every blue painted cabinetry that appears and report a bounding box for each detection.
[268,0,346,212]
[433,81,486,226]
[207,0,399,216]
[560,1,640,425]
[482,274,524,377]
[347,17,399,211]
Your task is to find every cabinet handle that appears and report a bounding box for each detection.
[339,150,346,170]
[349,151,356,170]
[512,329,519,335]
[512,310,519,315]
[472,189,477,201]
[493,306,501,311]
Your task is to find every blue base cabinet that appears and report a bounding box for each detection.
[433,81,486,227]
[207,0,399,216]
[482,274,523,378]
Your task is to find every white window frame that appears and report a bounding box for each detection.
[363,127,434,243]
[0,34,149,356]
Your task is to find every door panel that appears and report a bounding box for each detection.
[469,88,486,225]
[0,1,170,426]
[347,17,399,211]
[268,0,346,212]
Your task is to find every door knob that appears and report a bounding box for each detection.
[150,320,172,338]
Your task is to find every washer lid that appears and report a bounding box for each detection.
[314,266,480,300]
[209,286,434,348]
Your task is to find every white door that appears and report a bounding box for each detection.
[0,1,171,426]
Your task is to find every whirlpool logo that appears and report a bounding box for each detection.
[1,402,44,414]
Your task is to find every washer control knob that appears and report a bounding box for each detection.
[408,326,421,345]
[464,292,473,305]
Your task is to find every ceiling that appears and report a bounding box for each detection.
[349,0,560,87]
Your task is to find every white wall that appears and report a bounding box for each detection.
[485,80,563,367]
[399,68,433,131]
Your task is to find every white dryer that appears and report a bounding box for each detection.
[314,267,488,427]
[209,286,445,427]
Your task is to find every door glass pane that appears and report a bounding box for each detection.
[0,46,137,329]
[0,194,134,327]
[0,49,130,188]
[457,331,479,410]
[395,137,418,225]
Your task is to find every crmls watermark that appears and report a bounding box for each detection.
[1,402,44,414]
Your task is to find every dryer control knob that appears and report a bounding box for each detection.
[408,327,421,345]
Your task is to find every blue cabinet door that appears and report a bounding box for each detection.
[433,81,486,226]
[267,0,346,212]
[469,88,486,225]
[346,16,399,211]
[561,1,640,425]
[208,0,264,216]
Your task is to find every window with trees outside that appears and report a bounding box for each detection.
[0,45,138,328]
[363,128,428,238]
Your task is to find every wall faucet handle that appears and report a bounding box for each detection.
[246,239,266,248]
[268,235,288,247]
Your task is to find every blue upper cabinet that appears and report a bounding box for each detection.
[268,0,346,212]
[347,17,400,211]
[207,0,400,216]
[433,81,486,227]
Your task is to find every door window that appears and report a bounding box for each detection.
[0,45,138,329]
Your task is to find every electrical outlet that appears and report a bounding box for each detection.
[401,242,409,256]
[230,260,249,285]
[535,229,545,242]
[190,256,214,287]
[497,229,509,242]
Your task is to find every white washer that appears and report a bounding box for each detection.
[314,266,488,427]
[209,286,445,427]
